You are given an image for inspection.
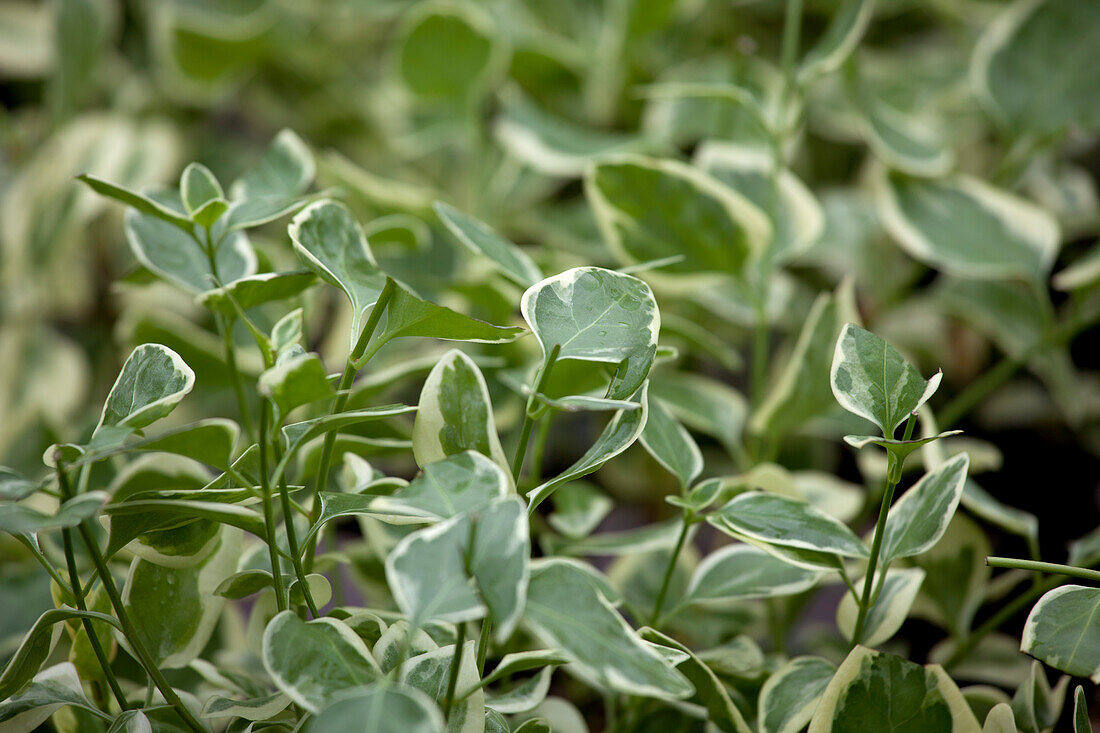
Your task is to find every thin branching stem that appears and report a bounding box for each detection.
[512,344,562,484]
[258,403,288,612]
[650,517,690,628]
[986,557,1100,583]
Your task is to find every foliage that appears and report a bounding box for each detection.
[1,0,1099,732]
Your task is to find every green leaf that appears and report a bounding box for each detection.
[982,703,1017,733]
[289,199,388,346]
[0,466,38,501]
[1073,686,1089,733]
[1010,660,1069,733]
[368,451,511,524]
[76,173,193,229]
[486,666,554,715]
[752,284,854,439]
[683,544,823,607]
[105,500,266,547]
[97,343,195,436]
[838,567,926,646]
[640,394,702,489]
[809,646,982,732]
[180,162,224,216]
[972,0,1100,135]
[880,453,970,564]
[759,657,837,733]
[258,352,334,419]
[280,404,417,458]
[586,155,769,278]
[523,558,693,700]
[196,271,316,315]
[548,519,684,560]
[307,683,444,733]
[830,323,942,437]
[798,0,876,82]
[695,142,825,267]
[858,98,953,177]
[262,611,383,713]
[214,569,278,600]
[386,497,529,640]
[875,170,1060,281]
[0,607,122,702]
[367,280,524,360]
[527,384,649,511]
[398,3,497,100]
[493,90,651,178]
[547,482,613,540]
[637,628,753,733]
[650,373,747,454]
[1021,585,1100,683]
[73,418,239,472]
[0,491,107,536]
[480,650,571,689]
[400,640,484,733]
[125,202,257,293]
[200,691,291,721]
[434,201,542,288]
[709,492,869,559]
[231,128,314,200]
[413,349,508,472]
[121,527,240,668]
[0,662,107,730]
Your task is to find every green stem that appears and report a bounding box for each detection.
[476,616,491,678]
[16,533,72,592]
[307,279,397,569]
[778,0,805,117]
[442,623,468,720]
[218,314,256,442]
[512,344,562,484]
[986,557,1100,583]
[850,414,916,647]
[258,403,288,612]
[650,517,690,628]
[279,473,320,618]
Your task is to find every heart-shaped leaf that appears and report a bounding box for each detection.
[586,156,769,278]
[263,612,383,713]
[522,267,659,401]
[523,559,694,700]
[830,323,942,437]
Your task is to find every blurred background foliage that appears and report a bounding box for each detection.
[1,0,1098,672]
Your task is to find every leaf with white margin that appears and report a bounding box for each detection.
[709,492,869,559]
[373,621,439,674]
[1054,244,1100,291]
[527,384,649,511]
[548,519,684,560]
[494,91,651,178]
[0,662,106,730]
[838,567,926,646]
[809,646,982,732]
[875,169,1060,281]
[650,373,747,455]
[386,497,529,641]
[107,709,152,732]
[640,394,702,489]
[479,650,571,690]
[400,640,483,733]
[1073,685,1089,733]
[695,142,824,266]
[196,271,316,315]
[548,482,613,540]
[486,666,554,715]
[1010,660,1069,733]
[982,703,1017,733]
[96,343,195,438]
[586,155,769,279]
[121,527,240,668]
[434,201,542,288]
[798,0,876,83]
[682,544,823,608]
[413,350,508,472]
[124,200,256,293]
[180,163,223,216]
[831,323,942,437]
[1021,585,1100,683]
[231,128,315,201]
[263,611,383,713]
[258,352,333,419]
[753,282,856,439]
[307,683,444,733]
[72,418,239,471]
[880,453,969,565]
[521,267,659,401]
[0,491,107,536]
[201,691,291,721]
[972,0,1100,135]
[523,559,693,701]
[76,174,193,229]
[370,451,510,524]
[289,199,388,346]
[637,627,752,733]
[759,657,836,733]
[857,96,953,178]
